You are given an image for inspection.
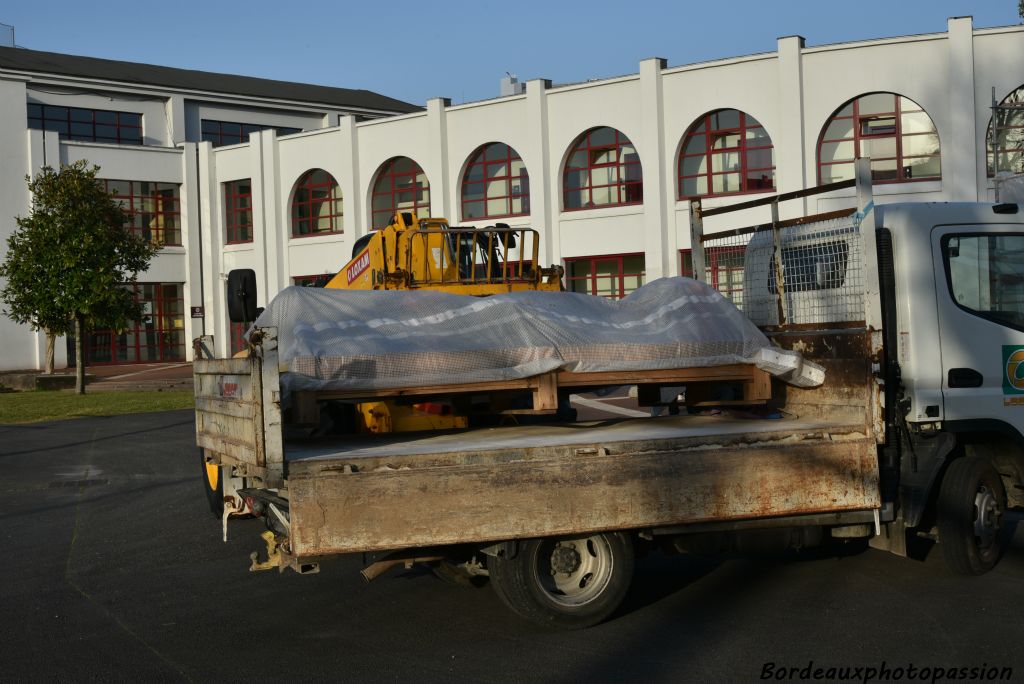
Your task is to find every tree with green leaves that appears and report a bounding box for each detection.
[0,160,159,393]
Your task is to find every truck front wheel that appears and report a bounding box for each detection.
[488,532,633,629]
[937,456,1007,575]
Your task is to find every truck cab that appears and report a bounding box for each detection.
[884,203,1024,566]
[698,181,1024,575]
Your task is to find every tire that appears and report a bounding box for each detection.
[937,456,1007,575]
[488,532,634,629]
[200,449,224,518]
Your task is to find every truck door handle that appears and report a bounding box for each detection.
[947,368,983,388]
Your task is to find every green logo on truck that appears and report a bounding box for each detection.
[1004,345,1024,395]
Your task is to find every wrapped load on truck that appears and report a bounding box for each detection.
[252,276,824,399]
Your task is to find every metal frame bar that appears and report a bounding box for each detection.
[687,159,877,329]
[402,227,540,286]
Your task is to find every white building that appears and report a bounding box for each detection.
[1,15,1022,369]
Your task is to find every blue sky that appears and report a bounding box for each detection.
[1,1,1019,106]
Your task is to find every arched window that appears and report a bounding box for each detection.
[462,143,529,220]
[679,110,775,198]
[291,169,342,237]
[818,93,940,184]
[371,156,430,229]
[988,85,1024,176]
[563,127,642,210]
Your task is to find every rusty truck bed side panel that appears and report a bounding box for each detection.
[194,356,265,467]
[193,331,285,485]
[287,420,879,556]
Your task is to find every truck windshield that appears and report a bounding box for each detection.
[944,234,1024,330]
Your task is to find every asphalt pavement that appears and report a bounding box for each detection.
[1,410,1023,683]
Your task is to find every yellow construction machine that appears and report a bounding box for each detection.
[324,212,562,295]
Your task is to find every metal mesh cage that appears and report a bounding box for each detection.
[700,213,865,327]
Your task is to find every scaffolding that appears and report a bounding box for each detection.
[990,86,1024,202]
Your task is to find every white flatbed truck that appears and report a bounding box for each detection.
[195,161,1024,628]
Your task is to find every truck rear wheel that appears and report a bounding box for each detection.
[200,449,224,518]
[937,456,1007,575]
[488,532,633,629]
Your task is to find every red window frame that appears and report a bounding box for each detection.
[81,283,186,365]
[27,103,142,145]
[680,247,746,307]
[291,169,343,237]
[817,93,941,185]
[224,179,253,244]
[678,110,775,199]
[200,119,301,147]
[564,253,646,300]
[100,179,181,246]
[563,127,643,211]
[461,143,530,220]
[987,85,1024,177]
[371,157,431,229]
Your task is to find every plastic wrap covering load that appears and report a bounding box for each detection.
[253,277,824,396]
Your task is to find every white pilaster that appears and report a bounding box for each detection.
[776,35,807,212]
[340,116,363,239]
[426,97,451,219]
[640,57,669,279]
[180,142,203,354]
[947,16,978,201]
[197,141,224,355]
[526,78,554,264]
[258,129,284,296]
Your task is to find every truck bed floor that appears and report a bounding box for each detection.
[284,413,865,463]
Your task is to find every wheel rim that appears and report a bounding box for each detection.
[533,535,614,607]
[973,484,1002,550]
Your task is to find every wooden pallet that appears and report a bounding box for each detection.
[295,363,771,415]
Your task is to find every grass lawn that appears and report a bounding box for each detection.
[0,390,194,424]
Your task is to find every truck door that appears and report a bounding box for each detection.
[932,225,1024,428]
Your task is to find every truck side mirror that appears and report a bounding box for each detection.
[227,269,258,323]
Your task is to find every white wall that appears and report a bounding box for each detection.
[0,77,37,369]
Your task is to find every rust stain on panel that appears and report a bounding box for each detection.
[289,438,880,557]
